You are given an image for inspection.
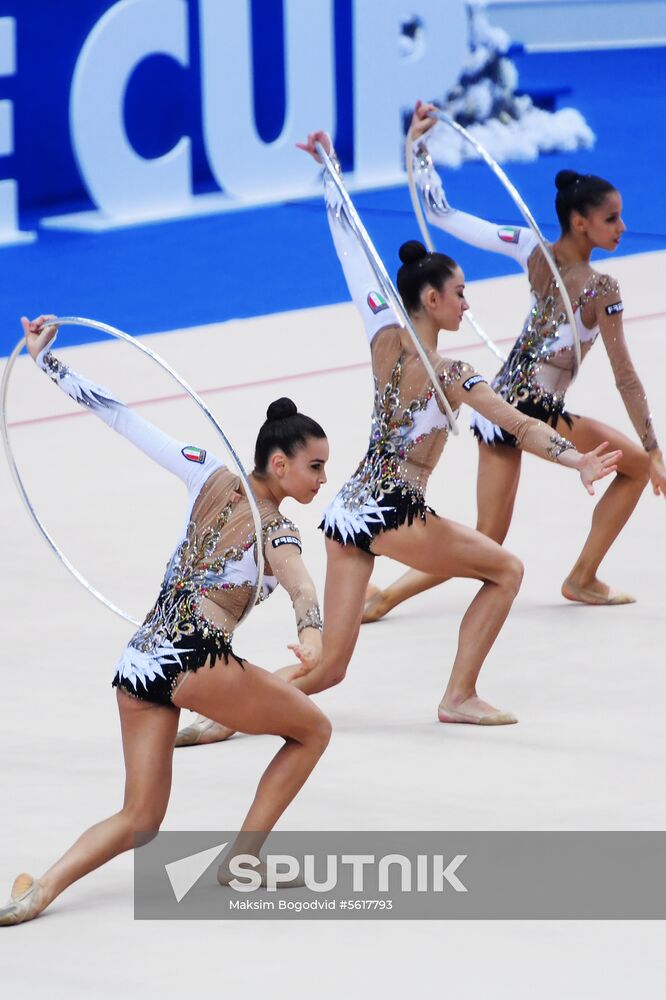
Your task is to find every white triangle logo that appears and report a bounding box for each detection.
[165,841,229,903]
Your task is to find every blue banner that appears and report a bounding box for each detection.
[0,0,467,238]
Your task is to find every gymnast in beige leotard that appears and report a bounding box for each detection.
[362,102,666,624]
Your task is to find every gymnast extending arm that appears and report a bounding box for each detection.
[592,289,666,497]
[297,131,402,345]
[441,365,622,494]
[408,101,538,270]
[22,315,222,496]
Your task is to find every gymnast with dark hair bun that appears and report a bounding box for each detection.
[285,131,620,727]
[0,316,331,924]
[362,101,666,625]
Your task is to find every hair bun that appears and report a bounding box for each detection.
[555,170,580,192]
[266,397,298,422]
[399,240,428,265]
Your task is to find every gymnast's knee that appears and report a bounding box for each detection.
[615,446,650,488]
[328,668,347,688]
[121,801,168,838]
[313,641,354,689]
[500,553,524,595]
[310,668,343,692]
[309,709,332,752]
[318,658,350,690]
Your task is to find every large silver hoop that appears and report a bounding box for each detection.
[405,129,507,363]
[1,317,264,627]
[425,111,581,374]
[316,142,459,434]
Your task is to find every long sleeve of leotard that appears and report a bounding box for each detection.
[411,138,539,271]
[442,362,576,462]
[594,279,659,451]
[264,523,323,635]
[323,149,401,344]
[35,343,223,495]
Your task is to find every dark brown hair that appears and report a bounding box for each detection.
[254,398,326,475]
[555,170,617,233]
[396,240,457,313]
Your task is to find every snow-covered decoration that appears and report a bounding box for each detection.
[413,3,595,167]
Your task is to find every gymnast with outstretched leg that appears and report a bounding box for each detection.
[0,316,331,925]
[175,131,620,747]
[363,102,665,625]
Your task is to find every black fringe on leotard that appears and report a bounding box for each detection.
[320,486,437,555]
[472,394,577,449]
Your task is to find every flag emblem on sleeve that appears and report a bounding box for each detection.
[181,445,207,464]
[498,226,520,244]
[367,291,389,314]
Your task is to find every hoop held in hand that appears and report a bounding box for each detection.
[422,110,581,374]
[0,317,264,626]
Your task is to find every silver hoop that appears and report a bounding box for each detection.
[405,129,507,363]
[411,112,582,375]
[1,318,264,627]
[315,142,459,434]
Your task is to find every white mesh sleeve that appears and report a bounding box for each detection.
[36,346,223,496]
[323,152,400,343]
[412,140,538,271]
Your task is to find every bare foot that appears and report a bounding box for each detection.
[361,583,392,624]
[175,715,236,747]
[438,695,517,726]
[561,577,635,606]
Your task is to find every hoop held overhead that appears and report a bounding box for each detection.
[315,141,459,435]
[430,110,581,375]
[405,129,507,364]
[0,317,264,627]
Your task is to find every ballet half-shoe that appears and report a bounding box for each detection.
[0,874,44,926]
[561,581,636,606]
[601,591,635,606]
[438,705,518,726]
[175,716,217,747]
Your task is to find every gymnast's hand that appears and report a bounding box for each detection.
[21,314,58,361]
[574,442,623,496]
[409,100,438,142]
[296,131,332,164]
[648,448,666,498]
[287,628,322,677]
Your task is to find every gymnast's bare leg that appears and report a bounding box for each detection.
[362,444,522,622]
[558,414,650,603]
[1,667,330,924]
[293,516,522,724]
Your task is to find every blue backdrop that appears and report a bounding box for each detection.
[0,0,355,215]
[1,5,664,356]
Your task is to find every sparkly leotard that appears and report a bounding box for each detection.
[412,139,659,452]
[36,345,322,705]
[319,151,580,551]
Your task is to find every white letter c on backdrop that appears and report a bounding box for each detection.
[70,0,192,220]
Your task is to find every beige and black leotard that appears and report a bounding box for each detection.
[319,150,582,551]
[412,138,659,452]
[35,343,322,704]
